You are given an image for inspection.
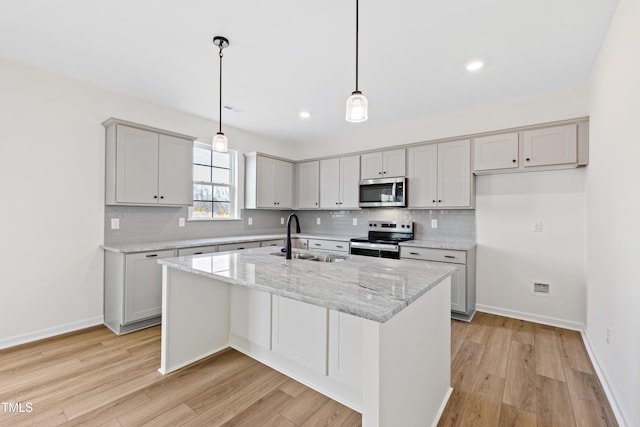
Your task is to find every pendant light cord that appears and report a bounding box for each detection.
[218,48,224,133]
[355,0,359,92]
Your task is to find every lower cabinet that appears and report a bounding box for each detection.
[328,311,362,389]
[230,287,272,349]
[177,245,217,256]
[401,246,476,321]
[218,241,261,251]
[272,296,328,374]
[260,239,285,248]
[307,239,349,253]
[104,249,176,334]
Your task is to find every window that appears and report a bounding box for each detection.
[191,144,238,219]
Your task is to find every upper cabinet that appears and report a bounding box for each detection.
[473,121,588,175]
[297,161,320,209]
[360,149,406,180]
[407,140,473,209]
[104,119,194,206]
[474,132,519,171]
[319,155,360,209]
[245,152,294,209]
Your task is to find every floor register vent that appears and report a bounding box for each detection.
[532,281,551,296]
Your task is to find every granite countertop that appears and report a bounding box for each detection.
[102,233,355,254]
[159,246,455,323]
[400,239,476,251]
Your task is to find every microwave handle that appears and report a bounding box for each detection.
[392,182,397,202]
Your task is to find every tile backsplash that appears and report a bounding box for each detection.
[105,206,475,245]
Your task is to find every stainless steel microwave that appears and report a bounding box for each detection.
[359,177,406,207]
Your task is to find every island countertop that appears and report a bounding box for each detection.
[158,246,454,323]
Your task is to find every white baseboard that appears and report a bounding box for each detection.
[581,331,630,427]
[476,304,628,427]
[476,304,584,331]
[0,316,104,350]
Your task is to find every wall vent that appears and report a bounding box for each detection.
[532,281,551,297]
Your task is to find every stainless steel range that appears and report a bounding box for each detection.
[350,220,414,259]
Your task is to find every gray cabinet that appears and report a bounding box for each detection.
[474,132,519,171]
[319,155,360,209]
[360,149,406,179]
[245,153,294,209]
[104,119,194,206]
[400,246,476,321]
[104,249,175,334]
[297,161,320,209]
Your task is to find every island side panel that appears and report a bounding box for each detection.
[160,266,231,374]
[361,276,452,427]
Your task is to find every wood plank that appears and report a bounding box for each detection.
[534,325,566,382]
[279,378,308,398]
[497,403,537,427]
[280,388,330,425]
[138,402,198,427]
[465,312,494,345]
[457,373,504,426]
[535,374,576,427]
[511,319,535,346]
[339,411,363,427]
[565,368,618,427]
[502,341,536,413]
[451,340,485,392]
[437,388,469,427]
[61,391,151,427]
[451,319,470,341]
[299,399,354,427]
[477,319,512,378]
[557,328,593,374]
[263,413,297,427]
[221,389,293,426]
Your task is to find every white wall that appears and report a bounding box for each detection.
[475,170,586,327]
[585,0,639,424]
[0,58,295,346]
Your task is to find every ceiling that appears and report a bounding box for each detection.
[0,0,618,144]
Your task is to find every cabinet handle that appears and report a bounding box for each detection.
[237,247,245,250]
[160,196,164,199]
[432,200,436,203]
[314,243,321,246]
[336,245,344,248]
[512,159,516,163]
[378,171,382,175]
[315,202,318,205]
[438,200,442,203]
[444,255,456,259]
[270,243,277,246]
[146,254,158,258]
[194,252,203,255]
[383,171,387,174]
[526,158,530,161]
[336,202,339,205]
[409,252,420,255]
[153,195,158,199]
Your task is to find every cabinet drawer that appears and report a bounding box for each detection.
[260,239,285,248]
[308,239,349,253]
[401,247,466,264]
[177,245,217,256]
[218,241,261,251]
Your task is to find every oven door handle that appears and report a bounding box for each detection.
[350,242,400,252]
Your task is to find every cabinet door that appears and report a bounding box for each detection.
[474,133,519,171]
[275,160,294,208]
[523,124,577,167]
[360,152,383,179]
[328,311,362,389]
[319,158,341,208]
[438,140,471,208]
[294,238,309,250]
[407,144,438,208]
[297,161,320,209]
[116,125,159,204]
[158,134,193,205]
[177,246,217,256]
[339,155,361,208]
[272,296,328,374]
[450,265,467,314]
[231,287,272,349]
[261,239,285,248]
[124,250,174,324]
[256,156,277,208]
[382,149,406,177]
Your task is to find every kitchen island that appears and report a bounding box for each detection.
[158,246,454,427]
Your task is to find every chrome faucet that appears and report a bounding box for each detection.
[285,213,301,259]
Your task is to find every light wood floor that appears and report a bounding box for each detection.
[0,313,616,426]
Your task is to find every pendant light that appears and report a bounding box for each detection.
[345,0,368,123]
[212,36,229,152]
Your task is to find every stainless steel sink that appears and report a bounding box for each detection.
[270,251,348,263]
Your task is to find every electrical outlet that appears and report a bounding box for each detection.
[431,219,438,228]
[178,217,186,227]
[606,327,611,344]
[533,221,543,232]
[110,218,120,230]
[248,217,253,226]
[316,218,321,225]
[353,218,358,226]
[280,217,284,225]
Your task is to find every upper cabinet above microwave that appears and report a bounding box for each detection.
[360,149,406,180]
[473,121,588,175]
[103,119,194,206]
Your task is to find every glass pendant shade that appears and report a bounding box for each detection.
[212,132,228,152]
[346,90,368,122]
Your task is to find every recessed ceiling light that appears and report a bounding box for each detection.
[466,61,484,72]
[299,111,311,119]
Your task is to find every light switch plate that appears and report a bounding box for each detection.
[248,217,253,226]
[280,217,284,225]
[178,218,185,227]
[352,218,358,226]
[533,221,543,232]
[110,218,120,230]
[431,219,438,228]
[316,218,321,225]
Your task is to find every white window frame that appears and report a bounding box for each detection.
[188,142,240,221]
